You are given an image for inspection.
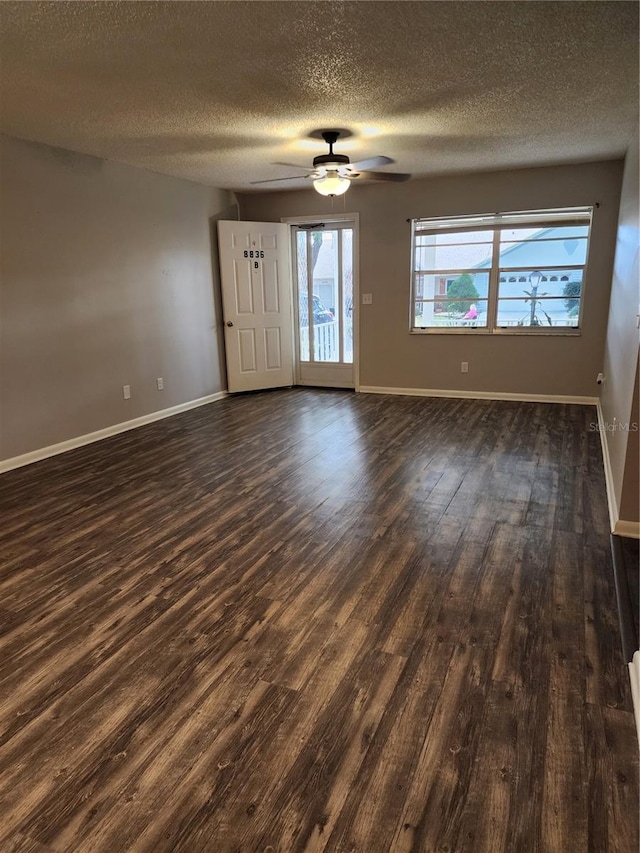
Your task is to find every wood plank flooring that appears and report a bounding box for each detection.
[0,388,637,852]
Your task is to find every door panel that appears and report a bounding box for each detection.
[218,221,293,392]
[260,233,278,250]
[238,329,257,373]
[234,259,254,314]
[261,261,280,313]
[265,328,282,370]
[231,229,251,250]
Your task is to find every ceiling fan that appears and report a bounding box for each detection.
[251,130,411,196]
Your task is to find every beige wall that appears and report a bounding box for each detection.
[0,135,232,461]
[619,358,639,523]
[239,160,623,397]
[600,128,640,525]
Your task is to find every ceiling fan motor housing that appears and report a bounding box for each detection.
[313,152,350,168]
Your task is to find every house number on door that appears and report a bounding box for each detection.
[244,249,264,271]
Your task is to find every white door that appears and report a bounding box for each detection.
[218,221,294,393]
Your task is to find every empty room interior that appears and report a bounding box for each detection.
[1,2,639,851]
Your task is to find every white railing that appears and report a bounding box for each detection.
[430,317,577,329]
[300,320,338,361]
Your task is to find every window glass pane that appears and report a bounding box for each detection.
[501,225,589,241]
[415,233,493,271]
[297,232,310,361]
[499,232,588,266]
[415,271,489,301]
[497,297,580,328]
[414,271,489,327]
[342,229,354,364]
[415,300,488,328]
[415,229,493,245]
[498,270,582,299]
[311,230,338,362]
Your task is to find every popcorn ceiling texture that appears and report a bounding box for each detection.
[0,1,637,190]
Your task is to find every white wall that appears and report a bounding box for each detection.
[0,135,232,461]
[600,129,640,528]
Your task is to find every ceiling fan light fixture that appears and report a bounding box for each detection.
[250,129,411,191]
[313,172,350,197]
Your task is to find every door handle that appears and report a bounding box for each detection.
[226,321,234,327]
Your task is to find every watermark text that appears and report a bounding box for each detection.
[589,421,638,432]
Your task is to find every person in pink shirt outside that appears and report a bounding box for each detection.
[463,303,478,320]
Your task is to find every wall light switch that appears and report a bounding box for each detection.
[157,377,164,390]
[362,293,373,305]
[461,362,469,373]
[123,384,131,400]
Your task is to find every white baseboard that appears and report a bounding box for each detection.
[596,399,620,533]
[614,520,640,539]
[0,391,227,474]
[629,653,640,748]
[596,400,640,536]
[358,385,598,406]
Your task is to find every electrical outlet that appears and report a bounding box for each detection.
[123,384,131,400]
[596,372,604,385]
[461,362,469,373]
[157,377,164,390]
[362,293,373,305]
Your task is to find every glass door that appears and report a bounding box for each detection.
[294,223,355,388]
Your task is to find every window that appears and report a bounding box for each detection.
[410,207,593,333]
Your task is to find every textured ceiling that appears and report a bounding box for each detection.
[0,1,637,192]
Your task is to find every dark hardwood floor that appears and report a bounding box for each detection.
[0,389,637,852]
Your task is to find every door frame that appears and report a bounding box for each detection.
[281,212,360,392]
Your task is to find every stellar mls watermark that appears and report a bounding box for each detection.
[589,421,638,432]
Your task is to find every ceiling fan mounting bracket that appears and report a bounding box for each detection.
[321,130,340,147]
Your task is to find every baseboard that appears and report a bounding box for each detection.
[596,400,620,533]
[296,380,356,389]
[0,391,228,474]
[596,400,639,537]
[358,385,598,406]
[614,520,640,539]
[629,653,640,748]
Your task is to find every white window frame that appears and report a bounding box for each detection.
[409,206,593,335]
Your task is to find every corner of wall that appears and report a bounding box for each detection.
[598,128,640,533]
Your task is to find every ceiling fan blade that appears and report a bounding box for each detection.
[349,155,394,171]
[272,161,310,169]
[351,170,411,182]
[250,174,310,185]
